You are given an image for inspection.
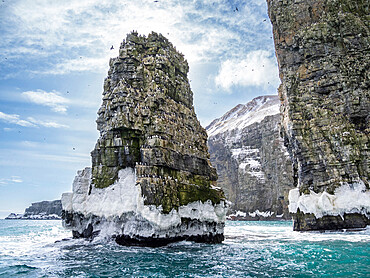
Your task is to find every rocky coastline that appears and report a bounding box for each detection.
[5,200,62,220]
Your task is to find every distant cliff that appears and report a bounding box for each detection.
[5,200,62,220]
[267,0,369,230]
[207,95,294,220]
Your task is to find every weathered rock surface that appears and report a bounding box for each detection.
[207,95,294,220]
[62,32,227,246]
[267,0,370,230]
[5,200,62,220]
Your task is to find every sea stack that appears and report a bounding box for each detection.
[267,0,369,230]
[61,31,227,246]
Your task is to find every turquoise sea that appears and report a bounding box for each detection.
[0,220,369,277]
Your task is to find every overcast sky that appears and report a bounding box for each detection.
[0,0,279,218]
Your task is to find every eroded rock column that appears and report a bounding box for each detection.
[267,0,369,230]
[62,32,227,245]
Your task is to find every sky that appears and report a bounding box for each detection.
[0,0,280,218]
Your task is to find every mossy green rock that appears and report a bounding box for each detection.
[91,31,223,213]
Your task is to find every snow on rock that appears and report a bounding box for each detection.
[288,181,370,219]
[5,213,61,220]
[62,167,228,234]
[248,210,275,218]
[231,147,259,158]
[231,147,265,180]
[5,213,24,219]
[230,210,247,218]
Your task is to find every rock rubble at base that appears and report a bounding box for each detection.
[61,32,227,245]
[267,0,369,230]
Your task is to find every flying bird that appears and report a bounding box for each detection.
[110,45,114,50]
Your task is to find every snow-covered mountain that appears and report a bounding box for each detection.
[207,95,294,220]
[207,95,280,137]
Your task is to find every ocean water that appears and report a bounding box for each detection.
[0,220,369,277]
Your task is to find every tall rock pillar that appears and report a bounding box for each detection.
[61,32,227,245]
[267,0,369,230]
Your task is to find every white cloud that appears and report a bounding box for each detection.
[0,149,90,165]
[11,176,23,183]
[0,111,68,129]
[0,0,273,76]
[27,117,69,129]
[0,112,36,127]
[50,57,109,75]
[22,90,69,113]
[0,176,23,186]
[215,50,280,91]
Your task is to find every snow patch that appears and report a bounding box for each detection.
[62,167,228,232]
[231,147,264,180]
[247,170,265,180]
[288,181,370,219]
[231,147,259,158]
[248,210,274,218]
[229,210,247,217]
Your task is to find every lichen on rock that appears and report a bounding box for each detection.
[267,0,369,230]
[61,31,227,245]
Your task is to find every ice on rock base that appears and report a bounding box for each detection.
[288,181,370,219]
[62,168,228,244]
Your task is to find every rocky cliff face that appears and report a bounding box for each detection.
[207,95,294,220]
[267,0,369,230]
[24,200,62,218]
[6,200,62,220]
[62,32,227,246]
